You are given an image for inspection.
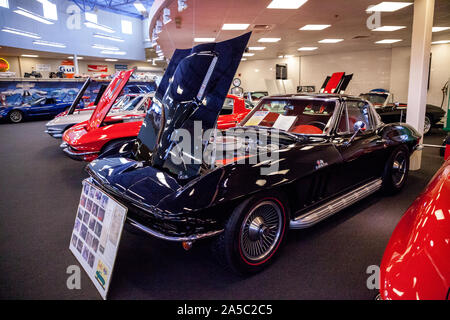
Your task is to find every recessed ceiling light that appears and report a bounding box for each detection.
[92,44,119,51]
[94,33,124,42]
[194,37,215,42]
[248,46,266,50]
[222,23,250,30]
[432,40,450,44]
[243,53,254,57]
[432,27,450,32]
[299,24,330,31]
[366,2,412,12]
[105,58,118,61]
[375,39,402,44]
[372,26,406,32]
[133,1,146,13]
[68,56,83,60]
[84,21,114,33]
[21,54,39,58]
[241,58,247,61]
[258,37,281,42]
[298,47,318,51]
[1,27,41,39]
[284,55,293,58]
[14,7,53,24]
[318,39,343,43]
[267,0,308,9]
[33,40,66,48]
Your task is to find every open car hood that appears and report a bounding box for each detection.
[87,69,134,130]
[134,32,251,180]
[67,78,91,115]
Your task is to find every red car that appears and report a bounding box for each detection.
[61,70,251,162]
[380,158,450,300]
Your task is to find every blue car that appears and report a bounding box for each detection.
[0,97,74,123]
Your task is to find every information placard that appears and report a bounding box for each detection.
[69,179,127,299]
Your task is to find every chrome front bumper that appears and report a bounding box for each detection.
[60,142,98,161]
[45,126,65,138]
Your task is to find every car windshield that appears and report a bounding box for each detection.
[220,97,234,115]
[360,93,388,105]
[119,96,143,111]
[240,97,337,135]
[30,97,45,105]
[250,92,268,100]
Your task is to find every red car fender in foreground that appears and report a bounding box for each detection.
[62,92,251,162]
[380,159,450,300]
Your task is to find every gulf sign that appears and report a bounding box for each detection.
[59,60,75,78]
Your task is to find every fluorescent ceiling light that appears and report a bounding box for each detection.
[222,23,250,30]
[432,27,450,32]
[105,58,118,61]
[248,46,266,50]
[258,37,281,42]
[37,0,58,20]
[84,21,114,33]
[367,2,412,12]
[94,33,124,42]
[85,12,97,23]
[134,2,146,13]
[284,55,293,58]
[267,0,308,9]
[101,50,126,55]
[243,53,254,57]
[372,26,406,32]
[298,46,318,51]
[92,44,119,51]
[194,37,215,42]
[0,0,9,9]
[1,27,41,39]
[432,40,450,44]
[241,58,247,61]
[318,39,343,43]
[68,56,83,59]
[375,39,402,44]
[33,40,66,48]
[21,54,39,58]
[299,24,330,30]
[121,20,133,35]
[14,7,53,24]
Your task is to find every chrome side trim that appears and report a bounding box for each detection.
[127,217,223,242]
[290,178,382,229]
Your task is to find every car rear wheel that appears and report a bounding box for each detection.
[9,110,23,123]
[423,115,431,135]
[382,145,410,193]
[212,191,289,274]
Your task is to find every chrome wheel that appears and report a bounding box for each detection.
[392,152,407,187]
[9,110,23,123]
[423,116,431,135]
[239,200,282,263]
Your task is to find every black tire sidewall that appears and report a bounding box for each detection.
[382,145,410,193]
[222,191,289,274]
[9,110,23,123]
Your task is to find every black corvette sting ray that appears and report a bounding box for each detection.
[85,34,421,274]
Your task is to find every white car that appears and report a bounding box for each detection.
[45,93,154,138]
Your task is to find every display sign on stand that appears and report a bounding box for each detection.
[69,179,127,299]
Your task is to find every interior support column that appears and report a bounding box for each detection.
[406,0,434,170]
[73,54,79,75]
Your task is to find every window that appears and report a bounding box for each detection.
[220,98,234,115]
[121,20,132,34]
[337,100,372,134]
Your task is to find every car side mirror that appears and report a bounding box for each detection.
[345,121,366,146]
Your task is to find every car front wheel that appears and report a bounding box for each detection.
[382,145,410,193]
[423,115,431,135]
[9,110,23,123]
[212,191,289,274]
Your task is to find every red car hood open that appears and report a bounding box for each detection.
[87,69,134,131]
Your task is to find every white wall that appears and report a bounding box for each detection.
[300,48,392,97]
[237,44,450,107]
[235,57,300,93]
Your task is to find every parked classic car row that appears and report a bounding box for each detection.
[31,33,447,298]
